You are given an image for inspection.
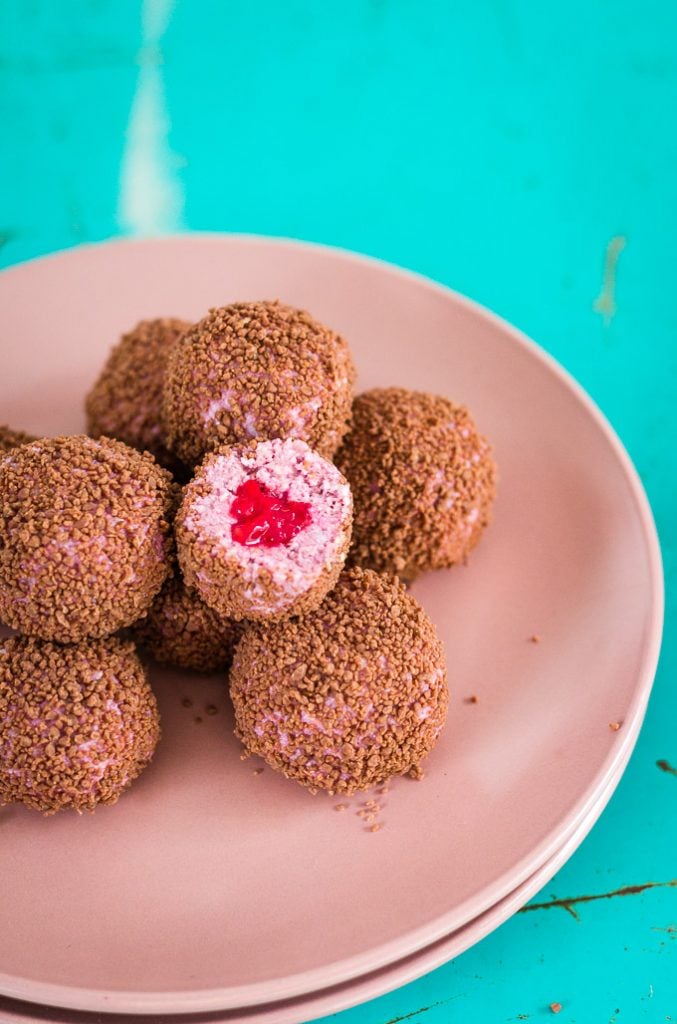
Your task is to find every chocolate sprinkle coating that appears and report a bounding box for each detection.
[0,435,174,642]
[132,570,243,673]
[230,568,448,794]
[0,635,160,814]
[85,317,190,468]
[162,301,356,465]
[0,424,37,453]
[335,388,496,582]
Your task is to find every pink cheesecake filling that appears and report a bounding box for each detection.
[185,438,352,615]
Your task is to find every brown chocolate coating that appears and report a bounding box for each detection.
[0,424,37,453]
[132,571,243,673]
[0,436,174,642]
[0,635,160,814]
[162,301,356,465]
[335,388,496,582]
[230,568,448,794]
[85,317,190,468]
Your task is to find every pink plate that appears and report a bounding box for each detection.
[0,680,639,1024]
[0,236,663,1015]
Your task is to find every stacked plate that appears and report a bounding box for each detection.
[0,237,663,1024]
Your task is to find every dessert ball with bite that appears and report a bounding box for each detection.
[132,570,242,673]
[0,424,37,453]
[176,437,352,622]
[162,301,355,465]
[335,388,496,582]
[0,635,160,814]
[0,436,174,642]
[85,317,190,469]
[230,567,448,794]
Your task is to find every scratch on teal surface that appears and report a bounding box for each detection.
[521,879,677,920]
[593,236,626,326]
[382,1000,454,1024]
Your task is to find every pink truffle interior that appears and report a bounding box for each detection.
[184,438,352,615]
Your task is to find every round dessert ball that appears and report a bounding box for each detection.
[162,300,356,466]
[0,635,160,814]
[335,388,496,582]
[0,424,37,453]
[176,437,352,622]
[230,567,448,794]
[85,317,190,469]
[0,436,174,642]
[132,570,243,673]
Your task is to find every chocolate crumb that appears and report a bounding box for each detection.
[530,634,541,644]
[181,698,193,708]
[253,767,264,776]
[206,705,218,716]
[549,1003,562,1014]
[194,716,203,724]
[464,694,479,704]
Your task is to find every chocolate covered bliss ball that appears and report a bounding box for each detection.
[85,317,190,468]
[132,570,243,674]
[162,300,356,466]
[0,436,174,641]
[230,568,448,794]
[0,424,37,453]
[0,635,160,814]
[0,425,37,454]
[335,388,496,582]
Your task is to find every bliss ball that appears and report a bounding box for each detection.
[0,635,160,814]
[176,437,352,622]
[132,570,243,674]
[335,388,496,582]
[85,317,190,469]
[0,424,37,453]
[0,436,174,642]
[230,568,448,794]
[162,300,356,466]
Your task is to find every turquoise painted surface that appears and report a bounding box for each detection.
[1,1,675,1020]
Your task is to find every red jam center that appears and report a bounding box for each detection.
[230,479,312,547]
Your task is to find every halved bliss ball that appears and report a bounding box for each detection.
[176,438,353,621]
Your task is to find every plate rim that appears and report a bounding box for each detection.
[0,690,642,1024]
[0,233,665,1013]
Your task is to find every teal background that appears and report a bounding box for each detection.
[1,1,675,1020]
